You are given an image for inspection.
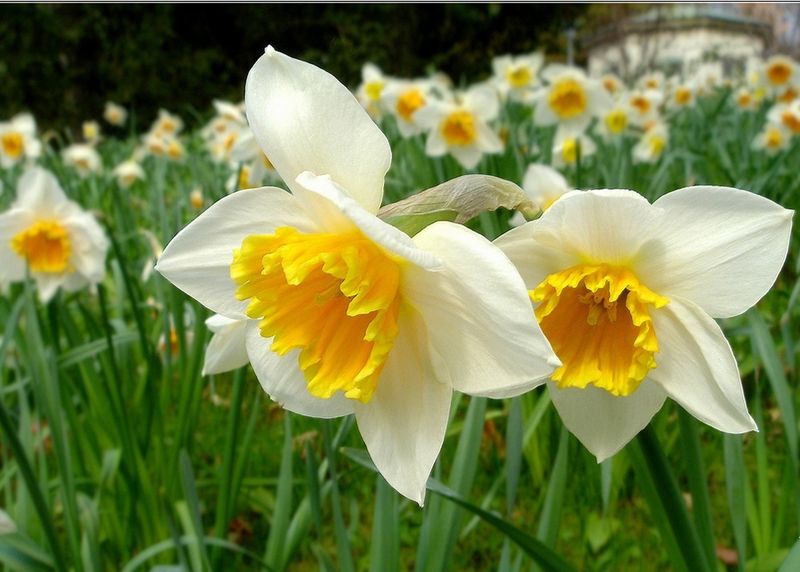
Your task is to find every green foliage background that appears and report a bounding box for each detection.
[0,4,588,130]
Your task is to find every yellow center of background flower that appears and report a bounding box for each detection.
[674,88,691,105]
[630,95,650,115]
[767,62,792,86]
[231,227,402,403]
[2,132,24,159]
[506,67,532,88]
[548,79,587,119]
[604,109,628,134]
[441,110,477,146]
[765,127,783,148]
[560,138,578,164]
[11,220,72,273]
[737,92,752,108]
[396,89,425,121]
[648,135,666,157]
[365,80,384,102]
[531,264,668,396]
[781,111,800,133]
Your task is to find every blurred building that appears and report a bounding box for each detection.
[584,4,772,80]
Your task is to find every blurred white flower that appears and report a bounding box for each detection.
[113,159,146,188]
[0,168,108,302]
[532,65,611,132]
[103,102,128,126]
[382,79,436,137]
[0,113,42,168]
[82,120,102,145]
[753,122,791,154]
[416,84,504,169]
[552,127,596,168]
[62,143,102,177]
[492,52,543,103]
[633,122,669,163]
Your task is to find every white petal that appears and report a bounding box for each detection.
[245,322,353,418]
[637,186,793,318]
[0,209,31,284]
[245,46,390,214]
[34,272,64,303]
[450,145,483,170]
[296,172,441,270]
[405,221,559,398]
[425,129,448,157]
[475,122,504,154]
[353,307,452,505]
[14,168,68,214]
[549,380,667,461]
[202,316,249,375]
[649,297,757,433]
[502,190,662,276]
[155,187,316,319]
[63,212,108,285]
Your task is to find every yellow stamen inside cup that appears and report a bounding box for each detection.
[604,109,628,134]
[506,66,532,88]
[396,89,425,121]
[674,87,692,106]
[1,132,24,159]
[780,111,800,133]
[231,227,402,403]
[766,61,792,86]
[560,138,578,165]
[765,126,784,149]
[365,80,384,102]
[548,78,587,119]
[531,264,668,396]
[630,95,651,115]
[441,110,477,146]
[11,220,72,273]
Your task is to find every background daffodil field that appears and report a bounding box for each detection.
[1,4,799,571]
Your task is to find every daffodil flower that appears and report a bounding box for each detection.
[62,143,102,177]
[0,113,41,169]
[416,84,504,169]
[532,65,611,133]
[0,168,108,302]
[491,52,544,103]
[156,47,558,503]
[496,187,793,460]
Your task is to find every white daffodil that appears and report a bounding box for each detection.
[203,314,249,375]
[509,164,573,227]
[627,89,663,127]
[735,88,757,111]
[552,127,596,169]
[496,187,792,460]
[156,47,558,504]
[0,168,108,302]
[491,52,544,103]
[532,65,611,133]
[599,73,625,97]
[522,163,571,212]
[356,63,388,119]
[668,84,695,110]
[0,113,42,168]
[82,120,102,145]
[767,101,800,136]
[103,102,128,126]
[62,143,102,177]
[113,159,146,188]
[763,55,798,97]
[753,122,791,155]
[638,71,666,92]
[633,122,669,164]
[152,109,184,137]
[597,102,632,140]
[382,79,437,138]
[415,84,504,169]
